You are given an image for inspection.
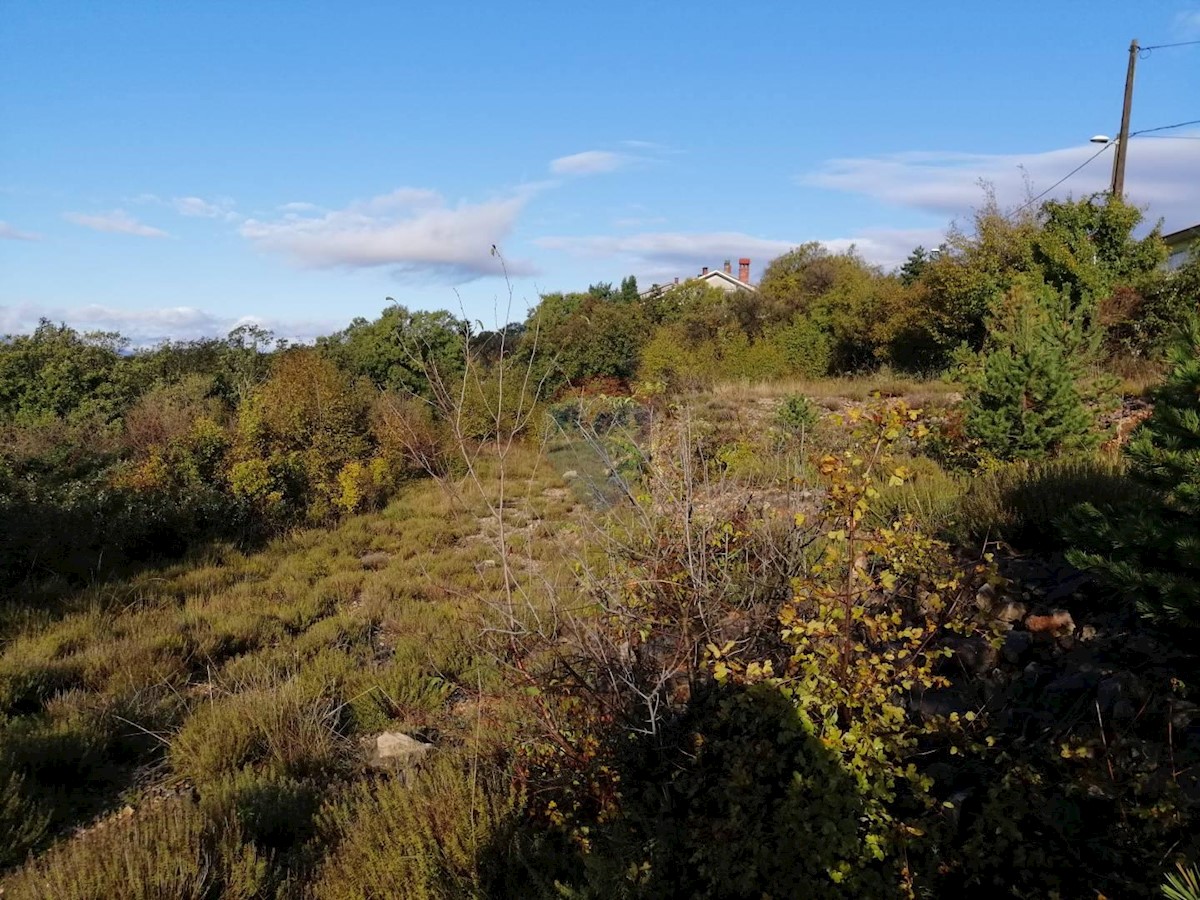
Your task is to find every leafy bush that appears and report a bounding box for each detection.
[451,361,541,441]
[772,317,832,378]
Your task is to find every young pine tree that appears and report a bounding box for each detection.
[1069,318,1200,629]
[960,278,1111,462]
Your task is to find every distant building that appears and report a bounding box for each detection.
[641,257,757,298]
[1164,224,1199,271]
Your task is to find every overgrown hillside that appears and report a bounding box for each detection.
[3,193,1200,897]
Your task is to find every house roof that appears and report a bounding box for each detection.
[1164,224,1200,249]
[696,269,758,292]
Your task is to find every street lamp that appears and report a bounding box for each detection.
[1089,134,1121,198]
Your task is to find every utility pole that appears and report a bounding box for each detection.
[1111,38,1138,198]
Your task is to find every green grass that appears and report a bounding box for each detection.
[0,444,573,891]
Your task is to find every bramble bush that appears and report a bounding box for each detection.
[517,399,998,898]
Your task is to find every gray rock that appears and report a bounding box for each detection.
[359,552,392,570]
[976,582,997,607]
[1045,672,1093,694]
[1022,661,1043,688]
[992,600,1028,627]
[364,731,434,773]
[1097,676,1124,713]
[947,635,999,675]
[1002,630,1034,664]
[562,470,579,480]
[911,688,970,719]
[1112,699,1136,722]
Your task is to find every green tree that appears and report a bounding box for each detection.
[960,278,1112,461]
[233,350,375,520]
[1070,318,1200,628]
[0,320,129,423]
[898,246,930,286]
[318,305,465,398]
[619,275,639,303]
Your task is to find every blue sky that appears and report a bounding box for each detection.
[2,1,1198,344]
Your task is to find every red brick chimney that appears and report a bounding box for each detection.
[738,258,751,284]
[701,266,709,275]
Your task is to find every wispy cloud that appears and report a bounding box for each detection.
[800,137,1200,232]
[170,195,238,220]
[819,227,947,269]
[0,301,339,346]
[278,201,322,213]
[239,187,536,282]
[131,193,239,221]
[620,139,671,152]
[538,226,937,277]
[63,209,169,238]
[550,150,632,176]
[0,221,41,241]
[1174,9,1200,38]
[537,231,798,280]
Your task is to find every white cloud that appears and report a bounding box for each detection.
[818,227,947,269]
[800,136,1200,233]
[63,209,169,238]
[278,201,322,213]
[620,139,669,151]
[537,231,800,284]
[0,301,339,346]
[550,150,630,176]
[171,195,238,220]
[538,226,939,277]
[1174,9,1200,37]
[0,221,40,241]
[240,187,534,281]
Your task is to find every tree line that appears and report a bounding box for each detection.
[1,193,1196,589]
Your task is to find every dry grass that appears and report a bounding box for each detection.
[710,372,962,406]
[0,443,575,891]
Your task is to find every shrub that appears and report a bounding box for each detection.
[959,279,1114,462]
[451,362,541,441]
[0,770,50,868]
[169,681,345,788]
[1070,318,1200,628]
[1,795,268,900]
[957,454,1143,550]
[372,392,451,477]
[776,394,820,435]
[773,316,832,378]
[308,754,519,900]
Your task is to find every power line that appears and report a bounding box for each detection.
[1009,142,1114,217]
[1140,39,1200,54]
[1135,134,1200,140]
[1130,118,1200,136]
